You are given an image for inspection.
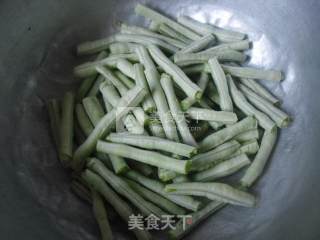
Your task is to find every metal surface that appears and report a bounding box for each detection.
[0,0,320,239]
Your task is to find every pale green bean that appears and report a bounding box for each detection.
[160,73,197,146]
[92,190,113,240]
[240,78,280,105]
[133,63,156,113]
[97,141,191,174]
[177,16,246,42]
[199,117,257,152]
[165,182,256,207]
[191,140,241,171]
[186,107,238,124]
[59,91,75,166]
[82,96,105,126]
[81,170,151,240]
[174,50,246,66]
[125,170,202,211]
[74,53,139,78]
[120,24,187,49]
[107,132,197,157]
[75,103,94,137]
[125,178,186,215]
[87,158,167,217]
[208,57,233,111]
[148,44,203,100]
[72,86,146,170]
[135,4,201,41]
[239,84,290,128]
[241,129,277,187]
[181,72,210,111]
[227,75,276,131]
[192,154,250,182]
[76,51,108,101]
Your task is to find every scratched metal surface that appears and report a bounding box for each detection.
[0,0,320,239]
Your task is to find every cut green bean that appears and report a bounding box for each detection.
[125,170,202,211]
[83,94,130,174]
[109,42,138,54]
[240,78,280,105]
[47,99,61,148]
[234,129,259,142]
[75,103,94,137]
[182,63,284,82]
[196,99,225,130]
[59,91,75,166]
[109,154,130,174]
[74,53,139,78]
[239,84,290,128]
[125,178,186,215]
[165,182,255,207]
[81,170,151,240]
[222,64,283,81]
[115,33,179,53]
[232,140,260,156]
[135,45,157,71]
[181,72,210,111]
[175,50,246,66]
[134,63,156,113]
[227,75,276,131]
[191,140,241,171]
[148,44,203,100]
[199,116,257,152]
[100,82,145,134]
[116,58,135,79]
[107,132,197,157]
[72,86,147,170]
[158,23,192,44]
[160,73,197,146]
[114,70,135,89]
[201,40,251,53]
[87,158,167,217]
[146,71,178,141]
[177,16,246,42]
[192,154,251,182]
[76,51,108,101]
[97,141,191,174]
[177,34,216,54]
[120,24,187,49]
[158,168,178,182]
[135,4,201,41]
[77,36,116,55]
[87,75,105,97]
[169,200,225,240]
[82,96,105,126]
[92,190,113,240]
[208,57,233,111]
[241,129,277,188]
[186,107,238,124]
[97,65,148,126]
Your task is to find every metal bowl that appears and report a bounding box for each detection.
[1,0,319,239]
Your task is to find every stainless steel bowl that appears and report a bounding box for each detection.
[1,0,320,239]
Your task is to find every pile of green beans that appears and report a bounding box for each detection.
[47,3,291,240]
